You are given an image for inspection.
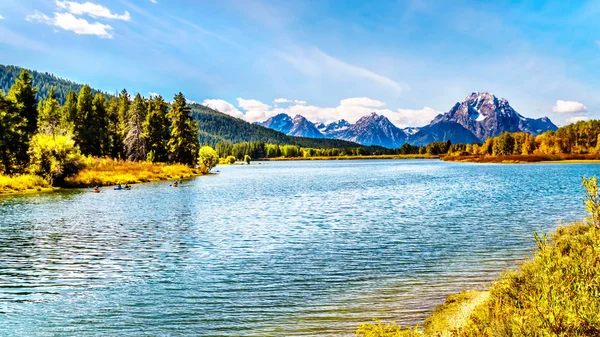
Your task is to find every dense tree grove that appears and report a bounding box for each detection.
[0,70,201,178]
[447,121,600,157]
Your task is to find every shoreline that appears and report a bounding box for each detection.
[357,219,599,336]
[260,154,439,161]
[442,154,600,164]
[0,160,204,196]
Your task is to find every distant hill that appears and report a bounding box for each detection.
[0,65,103,104]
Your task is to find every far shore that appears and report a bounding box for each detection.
[442,154,600,164]
[260,154,439,161]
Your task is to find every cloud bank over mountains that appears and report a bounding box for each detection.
[201,96,441,128]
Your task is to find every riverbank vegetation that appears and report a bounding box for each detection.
[0,69,216,194]
[213,141,450,160]
[443,120,600,163]
[357,176,600,336]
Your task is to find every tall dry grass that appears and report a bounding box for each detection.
[63,157,201,187]
[0,174,50,194]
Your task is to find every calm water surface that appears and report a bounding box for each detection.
[0,160,597,336]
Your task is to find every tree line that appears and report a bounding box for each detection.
[1,69,201,179]
[445,120,600,156]
[212,140,456,159]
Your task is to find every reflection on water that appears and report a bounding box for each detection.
[0,160,595,336]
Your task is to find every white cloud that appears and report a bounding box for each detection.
[340,97,385,107]
[149,92,159,97]
[273,98,307,106]
[202,99,245,119]
[564,116,590,124]
[552,100,587,113]
[150,0,158,3]
[205,96,440,127]
[56,0,131,21]
[0,15,4,20]
[26,11,113,38]
[237,98,272,121]
[392,107,441,127]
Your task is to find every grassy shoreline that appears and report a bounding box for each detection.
[0,159,202,195]
[0,174,55,195]
[356,220,600,336]
[63,158,202,187]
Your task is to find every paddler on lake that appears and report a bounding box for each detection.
[92,186,100,193]
[171,181,179,187]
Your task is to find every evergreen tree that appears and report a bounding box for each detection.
[61,90,77,135]
[118,89,130,138]
[143,95,170,162]
[168,92,198,165]
[8,69,38,135]
[90,93,108,156]
[124,93,147,161]
[74,85,94,155]
[0,92,27,174]
[106,95,123,158]
[37,87,62,135]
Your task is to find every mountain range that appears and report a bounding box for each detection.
[257,92,558,147]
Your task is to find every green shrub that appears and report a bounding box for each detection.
[198,146,218,174]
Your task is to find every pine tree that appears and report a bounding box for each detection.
[74,85,94,155]
[8,69,38,135]
[118,89,130,135]
[90,93,108,156]
[106,95,122,158]
[37,87,62,135]
[143,95,170,162]
[0,92,27,174]
[61,90,77,135]
[124,93,147,161]
[167,92,198,165]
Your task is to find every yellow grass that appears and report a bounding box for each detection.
[63,157,201,187]
[0,174,52,194]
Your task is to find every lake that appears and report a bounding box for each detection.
[0,159,597,336]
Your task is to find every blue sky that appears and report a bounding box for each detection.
[0,0,598,126]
